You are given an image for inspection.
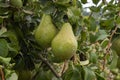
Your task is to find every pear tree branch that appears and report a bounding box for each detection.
[38,54,61,78]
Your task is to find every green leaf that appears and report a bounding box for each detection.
[81,0,87,4]
[62,63,82,80]
[67,6,81,24]
[109,50,118,69]
[0,39,8,57]
[88,17,97,31]
[6,71,18,80]
[0,56,11,66]
[95,72,105,80]
[0,3,10,8]
[2,30,20,55]
[90,52,98,64]
[100,18,114,30]
[84,67,96,80]
[90,6,101,12]
[0,17,3,24]
[100,38,109,49]
[90,33,98,43]
[35,69,53,80]
[81,30,87,41]
[0,27,7,36]
[96,30,108,41]
[92,0,100,5]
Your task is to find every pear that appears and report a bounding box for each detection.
[51,23,78,62]
[34,14,57,48]
[10,0,23,8]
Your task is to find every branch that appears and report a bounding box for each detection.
[0,68,5,80]
[107,24,118,53]
[103,24,119,70]
[36,54,61,79]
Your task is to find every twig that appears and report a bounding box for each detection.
[38,54,61,78]
[88,12,93,20]
[107,25,118,53]
[0,68,5,80]
[103,24,118,70]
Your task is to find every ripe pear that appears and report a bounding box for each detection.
[51,23,78,62]
[10,0,23,8]
[34,14,57,48]
[112,36,120,57]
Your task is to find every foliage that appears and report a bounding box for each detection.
[0,0,120,80]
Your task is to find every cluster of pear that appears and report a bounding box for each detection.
[34,14,78,62]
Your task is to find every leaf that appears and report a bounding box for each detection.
[6,72,18,80]
[90,33,98,43]
[90,6,101,12]
[62,63,82,80]
[92,0,100,5]
[2,30,20,56]
[0,56,11,66]
[100,38,109,49]
[90,52,98,64]
[81,0,87,4]
[84,67,96,80]
[88,17,97,31]
[0,27,7,36]
[67,6,81,24]
[96,30,108,41]
[100,18,114,30]
[109,50,118,69]
[95,72,105,80]
[0,39,8,57]
[43,4,56,14]
[0,17,3,24]
[0,3,10,8]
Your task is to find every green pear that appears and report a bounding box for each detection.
[10,0,23,8]
[51,23,78,62]
[34,14,57,48]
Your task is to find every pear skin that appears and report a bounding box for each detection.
[34,14,57,48]
[51,23,78,62]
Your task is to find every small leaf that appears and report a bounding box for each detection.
[95,72,105,80]
[62,63,82,80]
[0,27,7,36]
[90,6,101,12]
[81,0,87,4]
[0,3,10,8]
[109,50,118,69]
[0,39,8,57]
[90,53,98,64]
[0,56,11,66]
[101,38,109,49]
[0,17,3,24]
[96,30,108,41]
[6,72,18,80]
[84,67,96,80]
[92,0,100,5]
